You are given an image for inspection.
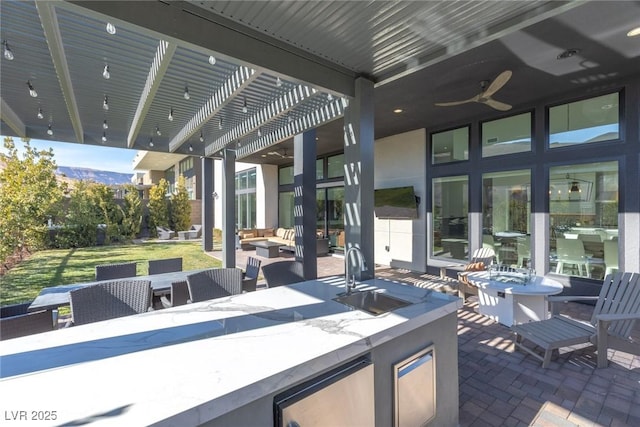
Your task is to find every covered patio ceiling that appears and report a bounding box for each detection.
[1,1,639,167]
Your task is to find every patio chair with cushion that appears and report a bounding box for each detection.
[187,224,202,239]
[0,307,55,340]
[0,302,32,318]
[95,261,138,281]
[148,257,183,275]
[160,280,190,308]
[242,256,262,292]
[261,261,305,288]
[186,268,243,303]
[70,280,152,326]
[457,247,496,302]
[511,272,640,368]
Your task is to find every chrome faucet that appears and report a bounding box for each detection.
[344,246,367,294]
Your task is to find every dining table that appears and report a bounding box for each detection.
[27,269,210,313]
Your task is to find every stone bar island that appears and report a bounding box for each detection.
[0,276,462,426]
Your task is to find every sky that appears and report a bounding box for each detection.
[1,138,137,174]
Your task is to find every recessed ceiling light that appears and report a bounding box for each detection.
[627,27,640,37]
[393,108,403,113]
[601,104,613,110]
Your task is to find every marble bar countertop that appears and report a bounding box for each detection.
[0,276,461,427]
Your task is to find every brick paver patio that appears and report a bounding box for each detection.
[211,249,639,426]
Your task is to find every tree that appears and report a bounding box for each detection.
[148,178,170,236]
[0,137,65,265]
[120,185,143,239]
[171,175,192,232]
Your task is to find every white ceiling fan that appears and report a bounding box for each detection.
[435,70,513,111]
[267,148,293,159]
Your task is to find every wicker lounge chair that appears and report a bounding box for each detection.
[69,280,152,326]
[186,268,243,303]
[160,280,190,308]
[95,261,137,281]
[148,257,183,275]
[0,308,54,340]
[261,261,305,288]
[0,302,32,318]
[512,272,640,368]
[242,256,262,292]
[156,226,175,240]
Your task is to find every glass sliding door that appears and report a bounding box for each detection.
[432,176,468,261]
[327,187,344,249]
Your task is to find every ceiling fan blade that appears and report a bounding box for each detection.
[484,98,512,111]
[483,70,512,97]
[434,94,480,107]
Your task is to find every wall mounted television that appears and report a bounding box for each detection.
[374,186,419,219]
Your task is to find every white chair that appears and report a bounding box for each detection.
[603,240,619,276]
[516,236,531,268]
[555,238,588,276]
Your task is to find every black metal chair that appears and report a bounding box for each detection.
[95,261,138,281]
[160,280,190,308]
[0,303,54,340]
[148,257,183,275]
[186,268,243,303]
[69,280,152,326]
[242,256,262,292]
[261,261,305,288]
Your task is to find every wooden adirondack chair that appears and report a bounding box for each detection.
[512,272,640,368]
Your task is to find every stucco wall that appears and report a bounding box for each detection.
[374,129,427,272]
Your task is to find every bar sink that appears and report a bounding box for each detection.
[333,290,411,316]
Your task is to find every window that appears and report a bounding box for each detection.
[431,126,469,164]
[278,191,295,228]
[279,166,294,185]
[549,93,619,148]
[482,170,531,266]
[327,154,344,178]
[482,112,532,157]
[178,157,193,175]
[164,166,175,195]
[316,159,324,180]
[549,161,618,279]
[236,168,256,229]
[432,176,468,261]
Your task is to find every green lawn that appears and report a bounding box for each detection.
[0,242,222,306]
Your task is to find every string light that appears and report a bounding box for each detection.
[3,41,14,61]
[199,131,204,142]
[189,144,193,152]
[218,118,223,130]
[155,126,161,136]
[102,132,107,143]
[103,95,109,111]
[106,22,116,35]
[208,55,216,65]
[149,137,154,147]
[276,76,282,87]
[103,119,108,129]
[183,85,190,100]
[102,64,110,79]
[47,124,53,136]
[242,97,248,113]
[168,107,174,121]
[37,108,44,120]
[27,81,38,98]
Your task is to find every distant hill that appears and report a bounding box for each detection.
[56,166,133,186]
